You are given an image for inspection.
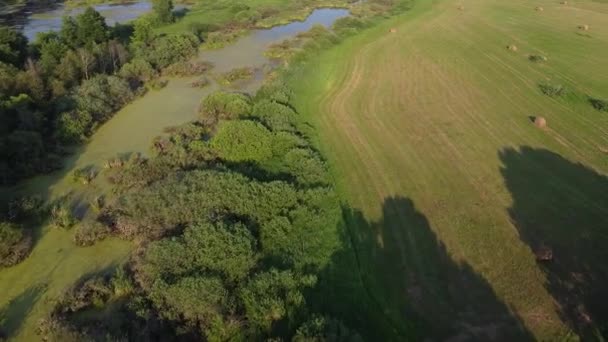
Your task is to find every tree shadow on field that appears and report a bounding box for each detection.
[0,283,47,338]
[315,196,533,340]
[500,146,608,340]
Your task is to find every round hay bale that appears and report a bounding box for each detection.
[535,6,544,11]
[560,0,567,4]
[389,28,397,33]
[457,5,464,10]
[579,24,589,31]
[507,44,518,52]
[534,116,547,128]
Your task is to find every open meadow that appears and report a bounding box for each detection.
[292,0,608,339]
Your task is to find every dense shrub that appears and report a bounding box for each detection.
[265,39,299,60]
[190,77,209,88]
[211,120,273,162]
[0,26,28,66]
[255,81,293,104]
[119,58,157,87]
[73,221,111,246]
[199,91,252,125]
[217,66,254,85]
[293,315,363,341]
[72,165,97,184]
[143,33,200,69]
[141,222,257,283]
[251,99,298,132]
[529,54,548,63]
[240,269,314,332]
[76,74,134,123]
[539,82,566,97]
[56,110,93,143]
[7,195,44,221]
[333,16,370,37]
[202,30,245,50]
[162,60,212,77]
[282,148,329,186]
[271,131,308,157]
[590,97,608,112]
[0,222,32,267]
[50,203,77,229]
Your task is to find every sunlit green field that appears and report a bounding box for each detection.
[292,0,608,339]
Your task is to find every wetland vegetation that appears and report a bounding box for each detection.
[2,0,608,340]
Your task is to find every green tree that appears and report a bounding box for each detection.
[152,0,174,24]
[76,7,110,47]
[132,17,155,46]
[56,110,93,143]
[118,58,156,87]
[60,16,79,48]
[35,32,69,75]
[143,33,199,69]
[0,26,28,67]
[0,61,18,96]
[75,74,133,122]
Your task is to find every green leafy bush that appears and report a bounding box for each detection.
[162,60,212,77]
[539,82,566,97]
[217,66,254,85]
[118,58,157,87]
[199,91,252,125]
[590,97,608,112]
[529,54,548,63]
[190,77,209,88]
[72,165,97,184]
[283,148,329,186]
[56,110,93,143]
[142,222,257,283]
[73,221,111,246]
[251,99,297,132]
[240,269,314,331]
[50,203,77,229]
[142,33,200,69]
[75,74,134,123]
[211,120,273,162]
[0,222,32,267]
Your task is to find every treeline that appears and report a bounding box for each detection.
[0,5,202,268]
[36,81,363,340]
[0,4,199,185]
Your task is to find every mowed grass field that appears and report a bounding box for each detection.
[293,0,608,339]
